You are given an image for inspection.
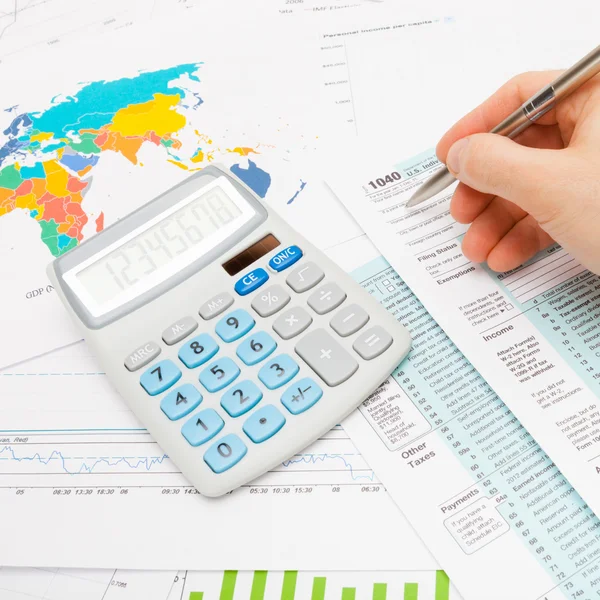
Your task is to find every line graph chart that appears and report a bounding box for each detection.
[0,427,377,488]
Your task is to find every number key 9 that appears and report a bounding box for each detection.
[216,309,255,342]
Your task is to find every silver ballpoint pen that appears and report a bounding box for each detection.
[406,43,600,208]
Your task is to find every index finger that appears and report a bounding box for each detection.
[436,70,562,162]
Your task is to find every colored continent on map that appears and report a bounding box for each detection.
[0,62,286,257]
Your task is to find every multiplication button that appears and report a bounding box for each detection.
[272,307,312,340]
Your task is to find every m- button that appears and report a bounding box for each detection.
[124,341,161,372]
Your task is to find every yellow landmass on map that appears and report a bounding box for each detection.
[109,93,186,138]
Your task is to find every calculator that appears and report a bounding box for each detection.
[47,165,411,497]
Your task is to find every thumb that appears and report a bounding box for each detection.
[446,133,570,222]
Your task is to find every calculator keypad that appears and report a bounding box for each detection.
[221,380,263,417]
[236,331,277,366]
[215,309,255,342]
[199,357,241,393]
[258,354,300,390]
[161,383,202,421]
[127,243,400,488]
[243,405,286,443]
[204,434,248,473]
[178,334,219,368]
[181,408,224,446]
[140,360,182,395]
[250,284,290,317]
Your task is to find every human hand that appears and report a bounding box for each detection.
[436,70,600,274]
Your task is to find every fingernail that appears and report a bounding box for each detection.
[447,138,468,175]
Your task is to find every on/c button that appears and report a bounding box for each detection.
[234,268,269,296]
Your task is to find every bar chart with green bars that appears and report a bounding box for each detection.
[182,569,451,599]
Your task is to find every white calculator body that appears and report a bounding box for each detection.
[48,166,411,497]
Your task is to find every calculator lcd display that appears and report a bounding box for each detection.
[73,182,255,312]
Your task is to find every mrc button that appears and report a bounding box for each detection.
[234,267,269,296]
[124,341,161,372]
[268,245,302,272]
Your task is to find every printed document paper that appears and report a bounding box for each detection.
[328,152,600,600]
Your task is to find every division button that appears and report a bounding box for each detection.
[353,326,393,360]
[251,284,291,317]
[295,328,358,387]
[286,261,324,293]
[307,282,346,315]
[199,292,234,320]
[124,341,161,372]
[330,304,369,337]
[162,316,198,345]
[272,307,312,340]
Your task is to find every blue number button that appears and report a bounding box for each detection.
[268,245,303,272]
[204,434,248,473]
[140,360,181,396]
[181,408,224,446]
[281,377,323,415]
[236,331,277,366]
[161,384,202,421]
[258,354,299,390]
[221,380,263,417]
[234,268,269,296]
[199,357,240,393]
[243,405,286,443]
[215,309,255,342]
[178,334,219,368]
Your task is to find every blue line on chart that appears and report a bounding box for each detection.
[281,453,375,481]
[0,446,170,474]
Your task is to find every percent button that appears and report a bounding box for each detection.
[251,285,291,317]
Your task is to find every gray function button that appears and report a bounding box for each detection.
[295,328,358,387]
[162,316,198,345]
[251,284,291,317]
[199,292,234,320]
[307,282,346,315]
[330,304,370,337]
[272,307,313,340]
[353,326,393,360]
[286,261,324,293]
[124,341,161,372]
